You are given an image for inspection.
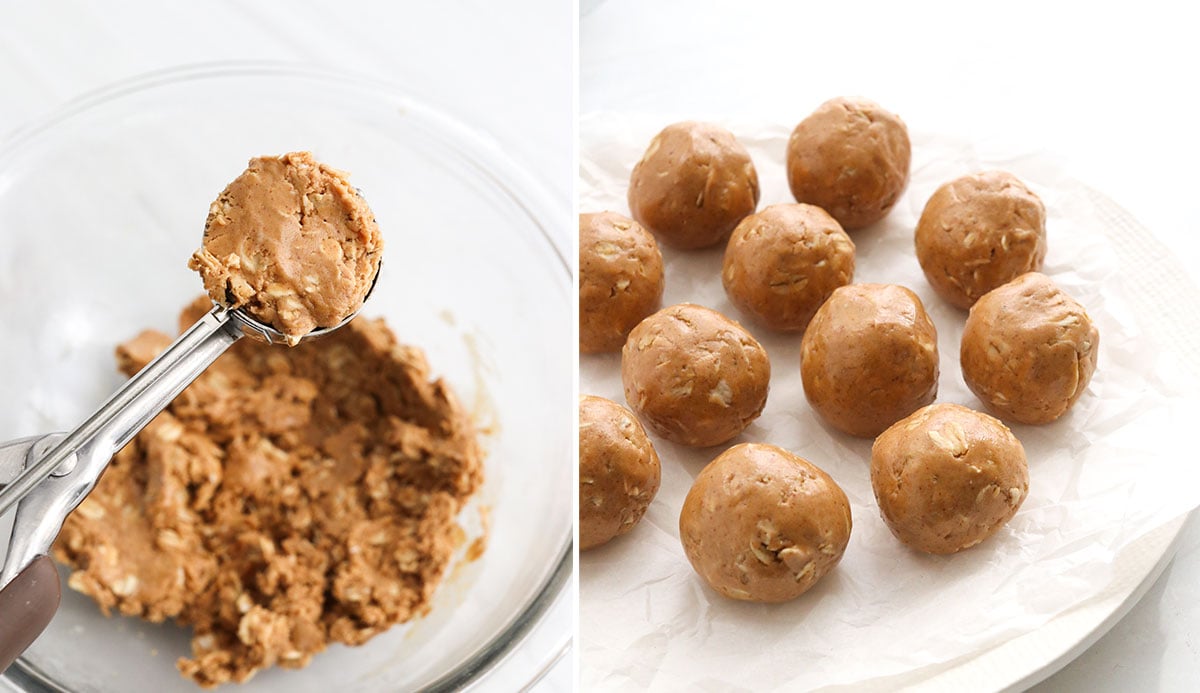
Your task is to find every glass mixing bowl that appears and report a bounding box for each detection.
[0,63,572,692]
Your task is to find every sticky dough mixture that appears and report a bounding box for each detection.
[188,152,384,344]
[54,297,483,687]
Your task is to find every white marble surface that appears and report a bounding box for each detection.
[581,0,1200,690]
[0,2,572,691]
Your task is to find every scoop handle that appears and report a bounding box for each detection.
[0,307,242,523]
[0,555,60,672]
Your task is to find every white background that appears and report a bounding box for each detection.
[0,1,572,691]
[581,0,1200,690]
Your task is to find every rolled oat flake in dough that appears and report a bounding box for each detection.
[189,152,384,345]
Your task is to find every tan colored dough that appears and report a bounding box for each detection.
[722,203,855,333]
[622,304,770,447]
[56,296,482,687]
[578,395,661,550]
[188,152,384,344]
[679,443,851,603]
[579,212,665,353]
[871,403,1028,554]
[801,283,939,438]
[786,97,910,231]
[961,272,1099,424]
[916,171,1047,309]
[628,122,760,249]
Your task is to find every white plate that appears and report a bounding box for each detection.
[579,114,1200,691]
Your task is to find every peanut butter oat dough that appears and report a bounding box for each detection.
[679,443,852,603]
[871,404,1028,554]
[961,272,1099,424]
[579,395,661,550]
[622,304,770,447]
[721,203,855,333]
[915,171,1047,309]
[188,152,384,344]
[579,211,665,353]
[55,298,482,688]
[628,122,760,249]
[786,97,910,231]
[800,284,939,438]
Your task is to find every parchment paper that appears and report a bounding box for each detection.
[579,113,1200,691]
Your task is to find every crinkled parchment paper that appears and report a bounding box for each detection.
[579,113,1200,691]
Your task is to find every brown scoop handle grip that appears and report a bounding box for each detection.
[0,555,60,672]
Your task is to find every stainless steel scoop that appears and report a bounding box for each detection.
[0,287,374,670]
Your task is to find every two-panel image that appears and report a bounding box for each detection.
[1,1,1198,691]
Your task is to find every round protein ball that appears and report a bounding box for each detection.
[628,121,760,250]
[871,403,1028,554]
[579,211,665,353]
[721,203,856,333]
[801,284,939,438]
[961,272,1099,424]
[680,443,852,603]
[786,97,911,231]
[622,304,770,447]
[579,395,662,550]
[916,171,1048,309]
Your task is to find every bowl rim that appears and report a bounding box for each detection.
[0,60,574,693]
